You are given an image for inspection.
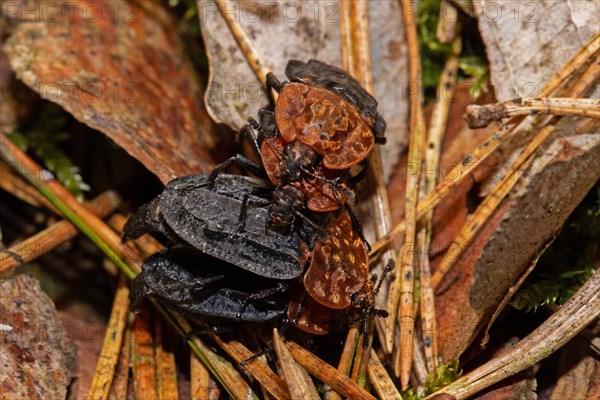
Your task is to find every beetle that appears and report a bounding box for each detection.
[124,175,389,337]
[205,59,386,225]
[131,246,288,325]
[123,174,321,280]
[123,174,369,305]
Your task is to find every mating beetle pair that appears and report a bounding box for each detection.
[124,59,389,339]
[206,59,386,232]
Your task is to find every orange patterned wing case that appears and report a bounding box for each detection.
[302,166,349,212]
[259,135,285,186]
[288,284,341,335]
[303,212,369,309]
[275,83,374,170]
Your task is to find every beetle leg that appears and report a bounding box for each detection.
[374,259,395,294]
[299,166,353,206]
[287,291,308,327]
[240,342,275,367]
[229,186,273,239]
[348,159,370,187]
[237,119,262,160]
[345,205,371,252]
[266,72,285,105]
[206,154,267,187]
[235,282,288,321]
[292,209,326,238]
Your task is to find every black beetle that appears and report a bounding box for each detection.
[123,174,322,280]
[131,246,288,325]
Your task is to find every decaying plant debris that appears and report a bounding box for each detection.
[0,0,599,399]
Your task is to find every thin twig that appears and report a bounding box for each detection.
[155,318,179,400]
[87,274,130,400]
[465,98,600,129]
[0,159,59,212]
[213,0,270,87]
[367,348,403,400]
[395,0,426,388]
[0,132,142,278]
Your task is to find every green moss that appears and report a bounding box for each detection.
[7,103,90,199]
[401,360,462,399]
[417,0,489,101]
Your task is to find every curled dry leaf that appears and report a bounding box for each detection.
[198,0,408,178]
[0,274,76,400]
[435,119,600,362]
[3,0,218,184]
[474,0,600,101]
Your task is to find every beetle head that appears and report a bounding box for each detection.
[280,141,319,181]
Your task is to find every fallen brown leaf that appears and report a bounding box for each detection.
[3,0,218,184]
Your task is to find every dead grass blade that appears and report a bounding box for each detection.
[350,334,370,387]
[411,333,429,386]
[465,98,600,129]
[191,352,213,400]
[87,274,130,400]
[369,31,600,255]
[0,191,120,274]
[417,28,461,375]
[108,317,132,400]
[155,319,179,400]
[132,304,159,399]
[273,329,320,400]
[393,0,427,388]
[418,254,438,372]
[212,0,270,87]
[436,1,458,43]
[447,0,475,17]
[211,333,291,400]
[427,266,600,399]
[367,348,403,400]
[284,340,376,400]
